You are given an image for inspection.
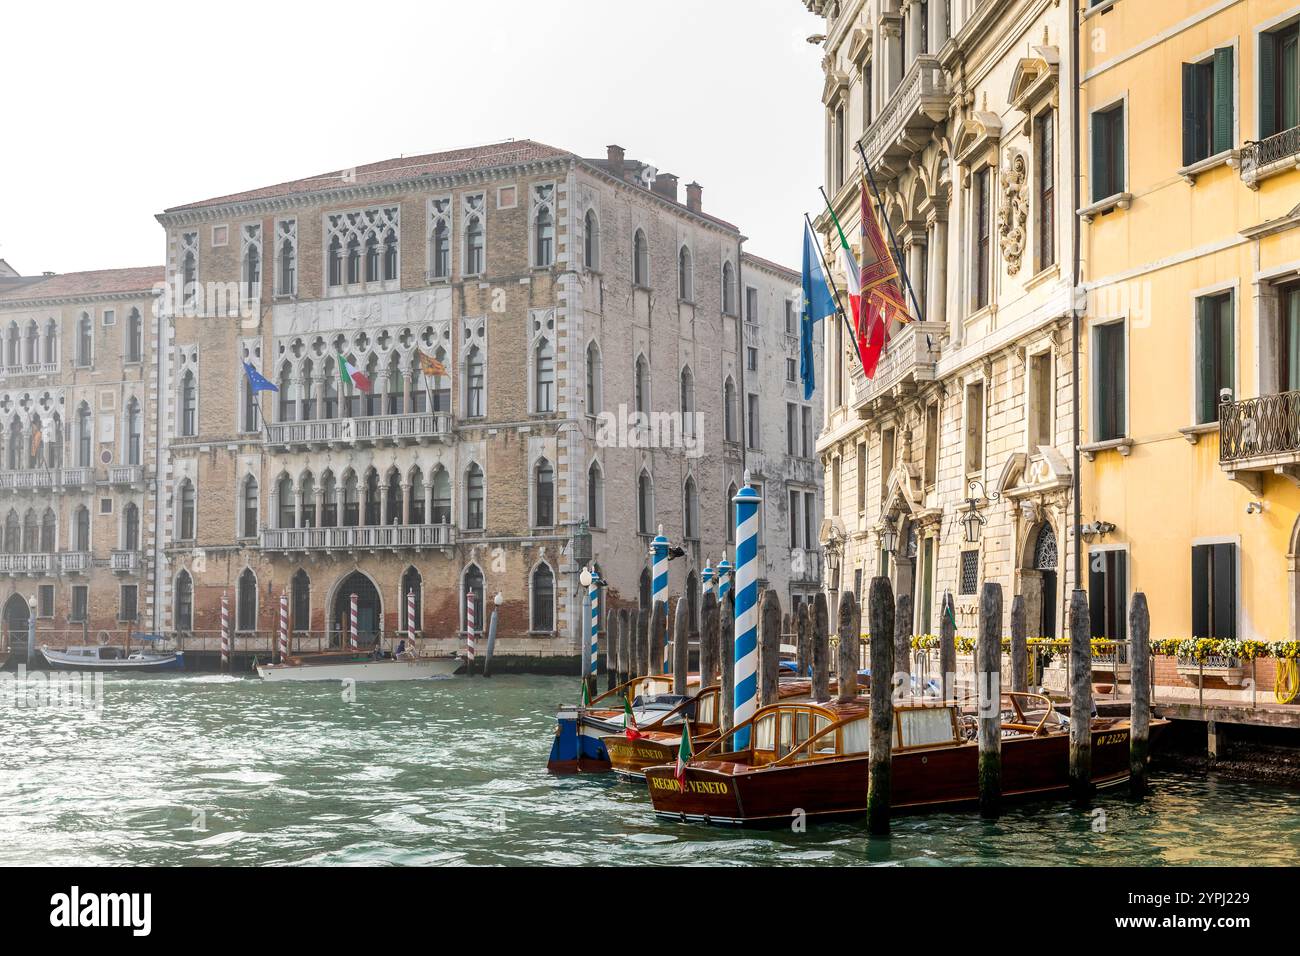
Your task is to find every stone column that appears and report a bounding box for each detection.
[928,215,949,333]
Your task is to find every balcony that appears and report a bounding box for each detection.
[850,322,947,411]
[859,55,949,177]
[0,553,55,575]
[0,362,60,379]
[1218,390,1300,489]
[260,523,456,554]
[60,552,89,573]
[110,550,142,574]
[0,467,92,494]
[108,464,145,486]
[1240,126,1300,189]
[264,411,452,450]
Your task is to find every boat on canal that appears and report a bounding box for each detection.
[548,674,703,773]
[41,636,185,672]
[643,692,1170,826]
[256,648,461,682]
[599,685,724,780]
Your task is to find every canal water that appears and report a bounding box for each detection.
[2,672,1296,866]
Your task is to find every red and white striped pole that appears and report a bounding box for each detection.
[406,588,416,637]
[349,592,359,650]
[220,591,230,672]
[278,590,289,663]
[466,589,477,672]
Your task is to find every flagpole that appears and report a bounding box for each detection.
[244,359,274,444]
[804,213,865,372]
[855,142,926,325]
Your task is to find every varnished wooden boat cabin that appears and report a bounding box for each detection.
[599,686,724,780]
[547,674,703,773]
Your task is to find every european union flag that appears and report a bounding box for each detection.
[243,362,278,394]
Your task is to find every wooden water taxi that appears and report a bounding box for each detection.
[643,692,1169,826]
[599,685,723,780]
[547,674,702,773]
[41,640,184,672]
[256,649,461,682]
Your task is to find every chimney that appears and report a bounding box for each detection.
[652,172,679,202]
[606,144,625,180]
[686,181,702,213]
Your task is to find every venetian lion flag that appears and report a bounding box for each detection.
[857,177,912,376]
[624,695,644,741]
[336,353,372,393]
[675,716,692,787]
[417,349,446,378]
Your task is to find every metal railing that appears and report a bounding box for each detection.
[1218,390,1300,463]
[265,411,452,447]
[1240,125,1300,182]
[260,523,456,551]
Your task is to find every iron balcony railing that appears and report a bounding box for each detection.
[1240,125,1300,183]
[260,523,456,552]
[1218,390,1300,463]
[265,411,452,447]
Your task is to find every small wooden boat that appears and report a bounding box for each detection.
[548,674,701,773]
[599,685,724,780]
[256,649,460,682]
[643,692,1169,826]
[41,642,184,672]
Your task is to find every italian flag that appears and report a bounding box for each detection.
[624,695,643,740]
[675,716,692,787]
[337,353,372,393]
[581,680,591,708]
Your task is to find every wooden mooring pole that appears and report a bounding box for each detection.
[616,609,630,685]
[720,589,736,733]
[894,592,912,694]
[700,591,719,687]
[978,582,1003,819]
[673,595,690,697]
[812,591,830,701]
[1010,593,1028,693]
[1069,589,1093,803]
[939,591,956,700]
[1129,591,1151,797]
[836,590,859,702]
[759,589,782,707]
[606,609,618,692]
[633,607,648,681]
[796,602,810,677]
[867,576,894,836]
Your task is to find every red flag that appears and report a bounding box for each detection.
[855,177,912,379]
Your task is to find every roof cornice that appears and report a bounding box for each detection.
[0,287,161,311]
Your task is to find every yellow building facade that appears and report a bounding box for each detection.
[1079,0,1300,678]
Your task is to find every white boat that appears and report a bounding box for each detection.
[41,643,184,672]
[256,651,461,683]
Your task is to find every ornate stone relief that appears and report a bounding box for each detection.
[999,149,1029,276]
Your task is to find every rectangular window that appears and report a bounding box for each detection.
[747,393,760,449]
[880,426,896,502]
[786,403,798,456]
[959,550,979,595]
[801,406,813,458]
[119,585,138,623]
[747,346,758,372]
[71,585,88,623]
[789,489,801,549]
[102,309,116,327]
[1191,542,1237,640]
[831,456,841,516]
[1279,283,1300,393]
[1035,110,1056,270]
[1029,351,1053,447]
[856,442,866,513]
[804,491,817,554]
[974,166,992,309]
[1091,103,1126,201]
[786,357,797,383]
[746,287,759,324]
[833,104,847,189]
[964,382,984,475]
[1260,22,1299,139]
[863,60,873,128]
[1196,290,1234,424]
[38,584,54,618]
[784,299,795,335]
[923,401,939,487]
[1183,47,1234,165]
[1088,550,1128,640]
[1094,321,1127,441]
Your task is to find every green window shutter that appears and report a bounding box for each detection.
[1091,112,1108,201]
[1219,293,1235,408]
[1182,63,1198,165]
[1260,31,1277,138]
[1191,546,1210,639]
[1197,297,1215,423]
[1213,47,1234,154]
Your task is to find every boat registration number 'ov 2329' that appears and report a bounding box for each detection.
[650,777,730,795]
[49,887,151,937]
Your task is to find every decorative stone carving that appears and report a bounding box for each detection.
[999,149,1029,276]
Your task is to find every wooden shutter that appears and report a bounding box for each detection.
[1110,551,1128,641]
[1261,32,1277,139]
[1191,545,1210,638]
[1088,557,1105,639]
[1212,543,1237,640]
[1197,297,1215,423]
[1091,111,1109,201]
[1182,63,1199,166]
[1213,47,1234,154]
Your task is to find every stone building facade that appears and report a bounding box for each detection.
[806,0,1079,640]
[0,266,164,658]
[150,139,816,657]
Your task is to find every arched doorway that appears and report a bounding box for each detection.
[1032,523,1058,638]
[3,592,30,663]
[331,571,381,648]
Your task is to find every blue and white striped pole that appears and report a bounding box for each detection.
[732,474,762,749]
[701,561,714,603]
[588,567,601,680]
[716,554,732,606]
[650,525,670,673]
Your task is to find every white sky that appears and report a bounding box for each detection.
[0,0,824,277]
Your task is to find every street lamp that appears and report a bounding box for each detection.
[880,515,899,554]
[961,479,1001,544]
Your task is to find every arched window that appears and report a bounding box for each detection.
[126,308,143,363]
[22,509,38,553]
[300,471,316,527]
[464,463,485,530]
[180,370,197,437]
[430,346,450,412]
[237,567,257,632]
[244,233,261,294]
[73,505,90,551]
[531,562,555,632]
[277,364,295,422]
[76,313,93,366]
[409,467,426,524]
[175,569,194,632]
[464,346,484,417]
[534,338,555,413]
[5,323,18,367]
[584,209,600,270]
[638,470,654,535]
[279,229,296,295]
[432,220,450,278]
[300,359,317,420]
[126,397,142,466]
[726,482,738,544]
[678,246,693,300]
[722,261,736,315]
[534,458,554,528]
[123,502,140,551]
[346,235,361,284]
[683,476,699,540]
[635,355,650,415]
[40,508,55,552]
[328,236,343,287]
[466,216,484,275]
[291,568,310,632]
[342,471,359,526]
[633,229,649,286]
[680,366,696,439]
[42,319,57,365]
[77,402,92,466]
[179,479,196,540]
[6,419,21,470]
[385,468,403,524]
[241,476,259,539]
[462,564,484,632]
[364,354,382,416]
[363,468,380,525]
[277,475,295,529]
[321,470,338,527]
[385,353,404,415]
[588,461,604,528]
[401,566,422,634]
[24,321,38,365]
[181,249,197,304]
[431,466,451,524]
[585,341,603,415]
[3,509,18,553]
[383,229,398,280]
[241,371,257,433]
[535,204,554,266]
[723,377,738,442]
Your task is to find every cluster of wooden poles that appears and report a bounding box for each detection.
[590,574,1155,837]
